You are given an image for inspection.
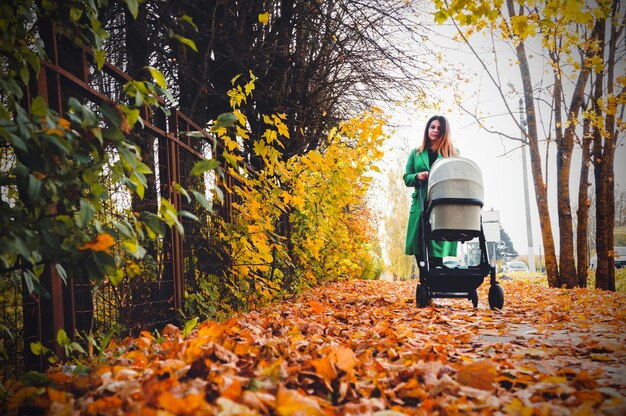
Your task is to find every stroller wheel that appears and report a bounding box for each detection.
[469,289,479,308]
[488,284,505,310]
[416,284,430,308]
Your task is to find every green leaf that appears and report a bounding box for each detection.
[5,131,28,153]
[173,182,191,204]
[171,33,198,52]
[222,153,239,168]
[27,175,42,201]
[123,0,139,18]
[120,105,141,129]
[146,66,167,89]
[19,65,30,85]
[70,342,86,355]
[44,135,71,154]
[108,268,124,286]
[24,270,49,298]
[160,199,184,235]
[94,48,105,70]
[30,96,48,118]
[213,112,238,130]
[20,371,52,387]
[180,14,198,31]
[76,199,95,228]
[214,186,224,203]
[97,327,116,355]
[56,329,70,346]
[191,190,212,212]
[24,50,41,76]
[30,342,45,356]
[179,210,199,222]
[100,103,121,129]
[69,7,83,22]
[129,171,146,199]
[139,212,166,236]
[122,238,147,259]
[0,77,23,99]
[181,131,207,138]
[190,159,220,176]
[112,219,134,239]
[10,233,31,259]
[182,317,198,337]
[55,264,68,284]
[73,364,90,376]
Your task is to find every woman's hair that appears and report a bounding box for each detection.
[419,115,457,157]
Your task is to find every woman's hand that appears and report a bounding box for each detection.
[417,171,429,182]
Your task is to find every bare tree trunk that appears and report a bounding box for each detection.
[604,3,620,291]
[592,17,610,290]
[553,27,597,287]
[506,0,559,287]
[593,3,622,291]
[577,116,592,287]
[552,67,575,287]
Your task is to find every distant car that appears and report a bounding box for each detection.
[590,246,626,270]
[503,261,529,273]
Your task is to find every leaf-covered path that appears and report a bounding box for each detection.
[5,279,626,415]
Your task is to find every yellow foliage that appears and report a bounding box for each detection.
[209,71,386,308]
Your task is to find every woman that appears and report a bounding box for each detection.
[404,115,458,269]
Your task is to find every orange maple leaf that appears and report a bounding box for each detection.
[157,391,205,414]
[310,355,337,385]
[308,300,325,314]
[456,359,497,391]
[78,233,115,253]
[86,395,123,414]
[332,346,358,375]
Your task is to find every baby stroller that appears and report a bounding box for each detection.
[416,157,504,309]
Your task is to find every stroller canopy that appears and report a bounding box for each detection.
[428,157,484,203]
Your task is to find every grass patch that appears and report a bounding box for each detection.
[500,268,626,293]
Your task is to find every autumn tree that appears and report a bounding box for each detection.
[382,166,413,280]
[109,1,434,163]
[433,0,625,290]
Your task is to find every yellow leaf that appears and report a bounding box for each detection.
[258,12,270,26]
[590,354,613,362]
[263,114,274,125]
[45,128,64,137]
[275,388,324,416]
[503,398,534,416]
[58,118,71,130]
[541,376,567,383]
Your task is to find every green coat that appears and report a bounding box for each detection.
[404,148,457,258]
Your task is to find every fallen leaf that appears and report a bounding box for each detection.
[456,359,497,391]
[275,387,324,416]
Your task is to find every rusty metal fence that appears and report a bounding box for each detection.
[0,22,243,379]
